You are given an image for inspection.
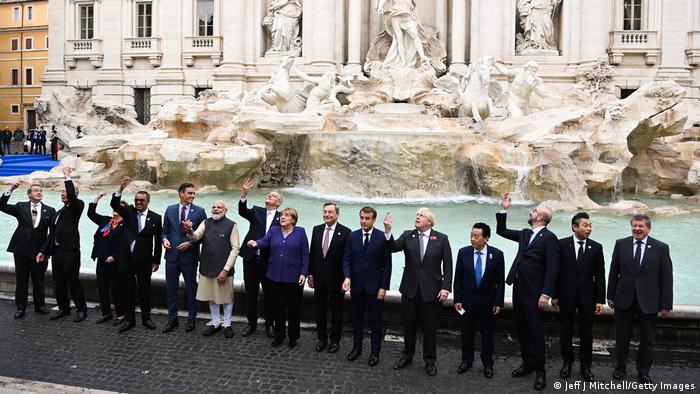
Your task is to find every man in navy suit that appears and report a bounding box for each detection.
[1,181,55,319]
[496,193,560,391]
[161,183,207,333]
[308,202,351,354]
[552,212,605,382]
[342,206,391,366]
[238,178,281,338]
[608,214,672,384]
[385,208,453,376]
[453,222,504,379]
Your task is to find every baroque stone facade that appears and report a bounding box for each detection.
[41,0,700,121]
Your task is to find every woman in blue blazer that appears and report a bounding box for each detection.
[88,192,127,325]
[248,207,309,348]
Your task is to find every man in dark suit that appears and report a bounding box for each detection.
[1,181,55,319]
[496,192,560,391]
[308,202,351,353]
[111,177,163,333]
[608,214,672,384]
[453,222,504,379]
[342,206,391,366]
[38,167,88,322]
[384,207,452,376]
[161,183,207,333]
[552,212,605,382]
[238,178,281,338]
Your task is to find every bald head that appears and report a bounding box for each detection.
[528,205,553,227]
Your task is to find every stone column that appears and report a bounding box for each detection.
[435,0,448,46]
[310,0,337,69]
[94,0,125,103]
[213,0,247,94]
[450,0,468,74]
[154,0,185,110]
[345,0,363,75]
[42,0,66,85]
[369,0,382,41]
[657,0,691,80]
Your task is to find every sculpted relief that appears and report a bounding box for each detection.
[263,0,303,56]
[515,0,562,55]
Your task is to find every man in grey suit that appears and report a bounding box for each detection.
[384,207,452,376]
[608,214,672,385]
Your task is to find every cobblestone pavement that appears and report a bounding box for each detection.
[1,299,698,393]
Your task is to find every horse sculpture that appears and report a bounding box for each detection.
[459,57,502,123]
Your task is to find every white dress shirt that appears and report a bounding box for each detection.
[473,245,488,277]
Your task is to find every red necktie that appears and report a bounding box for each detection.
[180,206,186,231]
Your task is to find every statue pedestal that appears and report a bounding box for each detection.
[372,103,425,115]
[516,49,560,57]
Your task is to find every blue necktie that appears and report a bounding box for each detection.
[137,213,143,233]
[475,251,483,288]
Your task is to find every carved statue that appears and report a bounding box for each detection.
[458,57,502,123]
[365,0,446,72]
[493,61,547,118]
[263,0,303,55]
[516,0,561,53]
[259,56,306,113]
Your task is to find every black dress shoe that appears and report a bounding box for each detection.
[96,314,113,324]
[35,306,50,314]
[185,319,196,332]
[241,324,256,337]
[534,374,546,391]
[560,362,572,379]
[316,341,327,352]
[328,342,339,353]
[203,325,222,337]
[638,373,653,384]
[511,364,534,377]
[224,326,234,338]
[113,317,125,326]
[118,321,135,333]
[14,310,25,319]
[457,362,472,374]
[484,366,494,379]
[426,363,437,376]
[612,368,626,380]
[265,325,275,339]
[368,353,380,367]
[73,310,87,323]
[288,339,297,349]
[162,320,179,333]
[270,338,284,347]
[393,357,413,370]
[50,309,71,320]
[581,368,595,382]
[142,320,156,330]
[347,347,361,361]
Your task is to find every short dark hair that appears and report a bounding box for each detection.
[571,212,590,227]
[323,202,339,214]
[178,183,195,193]
[472,222,491,238]
[26,184,42,195]
[359,206,377,219]
[631,214,651,228]
[135,191,150,202]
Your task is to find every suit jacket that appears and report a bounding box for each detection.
[607,236,673,314]
[387,228,453,301]
[453,245,505,311]
[342,228,392,295]
[161,203,206,263]
[88,202,126,261]
[309,222,351,291]
[0,193,55,257]
[110,194,162,266]
[238,199,281,261]
[554,236,606,310]
[255,226,309,283]
[42,180,84,254]
[496,212,560,302]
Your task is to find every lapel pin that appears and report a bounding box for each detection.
[647,245,651,249]
[337,232,341,236]
[588,245,592,249]
[489,253,493,259]
[411,234,415,238]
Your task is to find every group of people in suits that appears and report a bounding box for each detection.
[1,177,673,387]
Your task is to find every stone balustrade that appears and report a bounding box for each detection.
[64,39,103,69]
[122,37,162,68]
[608,30,660,65]
[183,36,222,67]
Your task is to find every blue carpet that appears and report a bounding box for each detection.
[0,154,60,177]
